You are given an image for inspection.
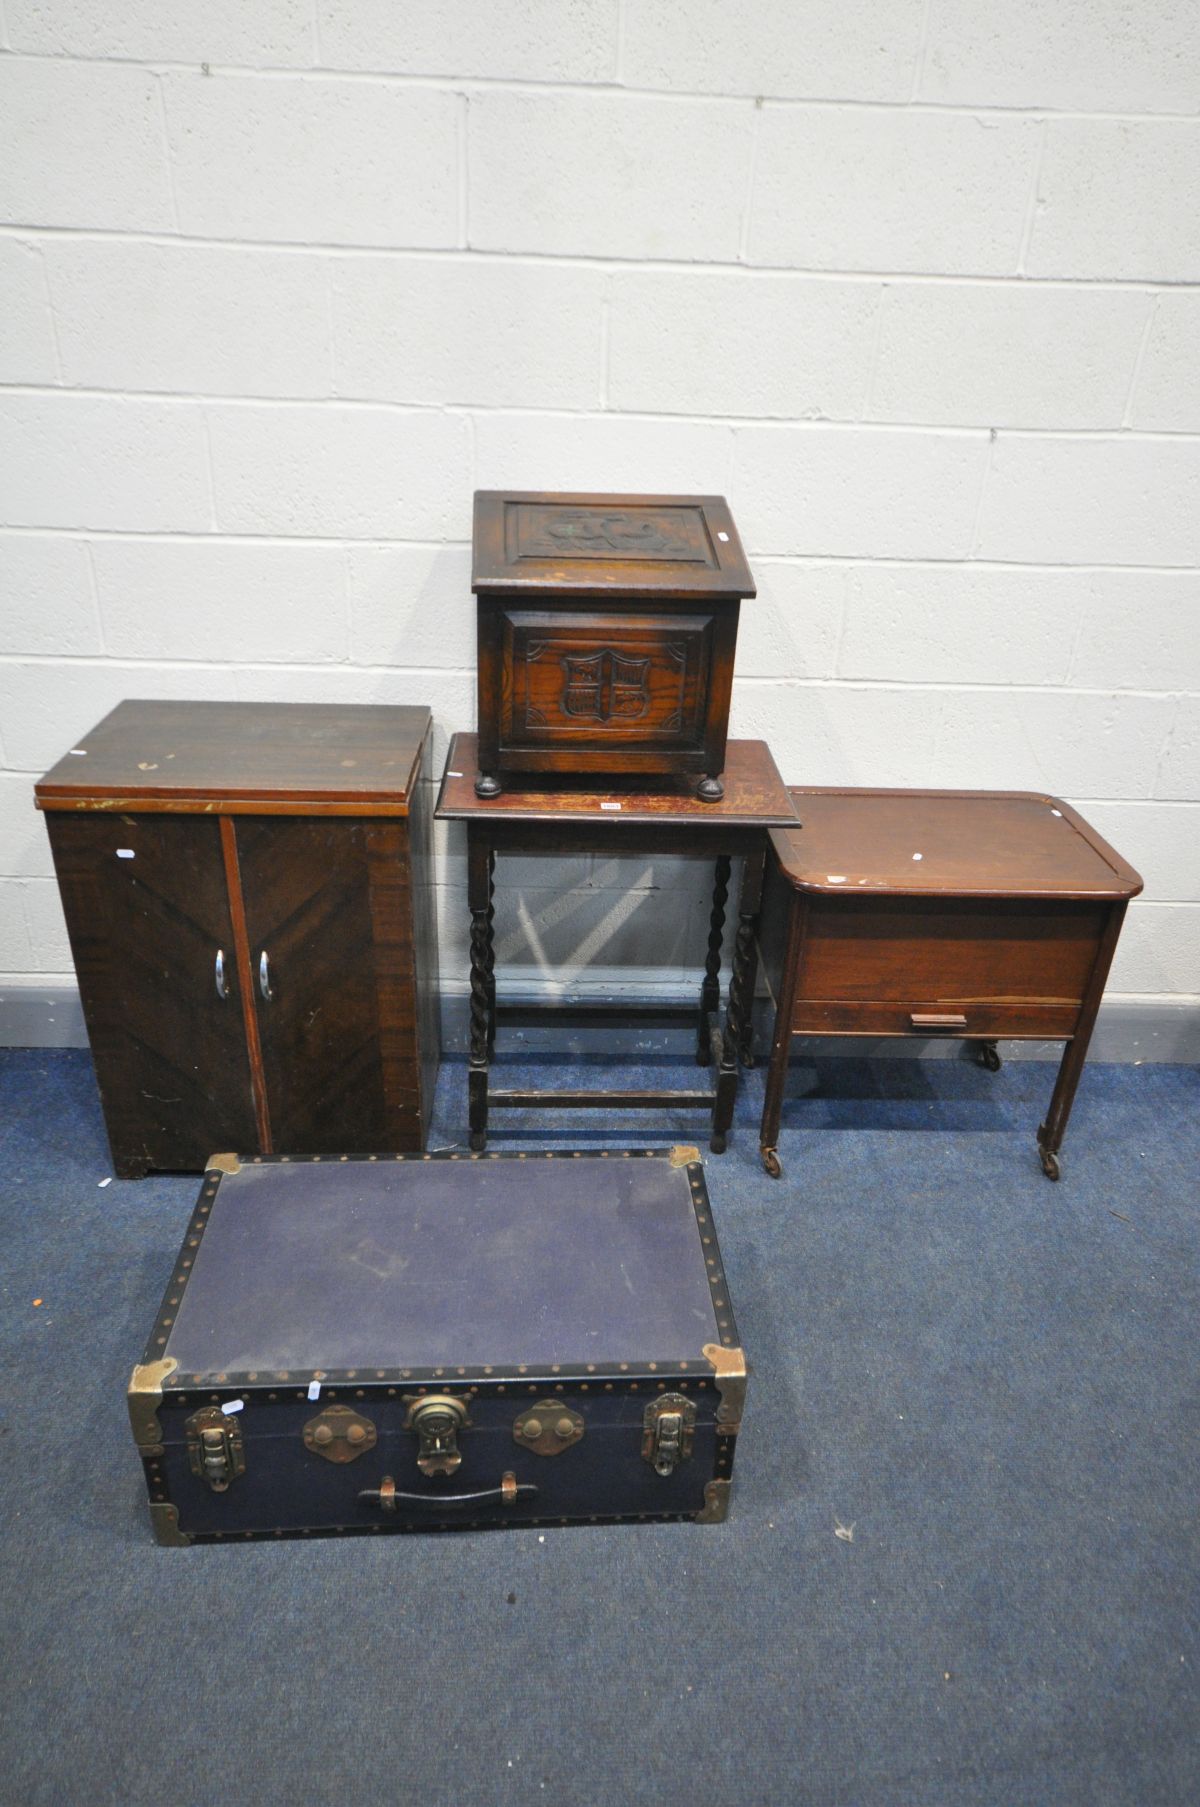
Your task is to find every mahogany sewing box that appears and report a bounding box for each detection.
[471,490,755,800]
[129,1147,746,1543]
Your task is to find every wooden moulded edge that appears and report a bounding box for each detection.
[33,783,420,819]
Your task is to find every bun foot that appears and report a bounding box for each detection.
[696,774,725,802]
[474,771,502,799]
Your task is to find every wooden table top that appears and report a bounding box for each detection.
[35,700,430,815]
[773,788,1143,900]
[436,734,795,827]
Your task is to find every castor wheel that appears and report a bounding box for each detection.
[762,1147,782,1179]
[709,1131,727,1155]
[1039,1145,1061,1181]
[976,1041,1002,1072]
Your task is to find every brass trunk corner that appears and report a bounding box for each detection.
[702,1342,748,1434]
[697,1480,732,1524]
[128,1358,178,1450]
[669,1145,701,1168]
[205,1152,241,1175]
[149,1502,191,1547]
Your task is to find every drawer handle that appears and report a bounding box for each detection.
[214,949,230,1001]
[909,1013,968,1031]
[258,950,274,1002]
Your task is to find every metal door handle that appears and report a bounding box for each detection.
[214,949,230,1000]
[258,950,273,1001]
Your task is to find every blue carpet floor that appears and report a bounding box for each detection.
[1,1047,1197,1807]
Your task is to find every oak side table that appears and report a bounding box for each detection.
[436,734,795,1152]
[755,788,1143,1181]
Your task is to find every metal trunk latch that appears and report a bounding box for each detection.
[642,1393,696,1477]
[405,1395,470,1477]
[186,1406,245,1493]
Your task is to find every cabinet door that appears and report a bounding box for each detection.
[45,814,259,1176]
[501,607,715,750]
[233,817,421,1154]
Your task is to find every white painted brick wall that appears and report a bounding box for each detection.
[1129,295,1200,432]
[623,1,927,103]
[1027,122,1200,282]
[607,272,879,420]
[0,59,175,231]
[318,2,619,84]
[330,259,605,409]
[468,92,755,261]
[919,1,1200,115]
[163,72,460,247]
[1,4,1197,1021]
[207,403,471,538]
[0,395,213,530]
[5,1,317,66]
[748,110,1041,275]
[45,242,332,397]
[870,285,1151,429]
[0,239,58,384]
[731,426,989,560]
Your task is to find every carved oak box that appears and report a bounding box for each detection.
[472,491,755,800]
[129,1148,747,1543]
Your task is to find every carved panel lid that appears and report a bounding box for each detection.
[472,491,755,601]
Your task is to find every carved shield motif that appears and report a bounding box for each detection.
[561,651,605,718]
[560,650,651,721]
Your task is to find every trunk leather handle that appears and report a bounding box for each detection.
[358,1472,536,1512]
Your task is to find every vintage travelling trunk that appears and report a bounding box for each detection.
[472,490,755,801]
[129,1148,747,1543]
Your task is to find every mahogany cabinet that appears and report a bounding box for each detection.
[472,491,755,801]
[35,702,439,1177]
